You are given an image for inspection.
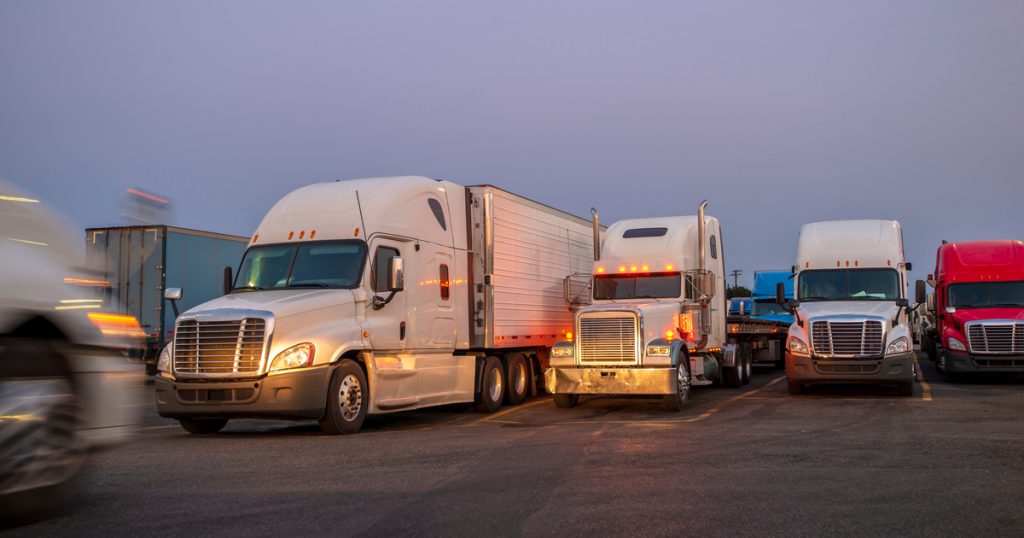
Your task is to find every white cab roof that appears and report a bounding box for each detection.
[597,215,715,274]
[796,219,905,271]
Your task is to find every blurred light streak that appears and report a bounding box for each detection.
[6,237,48,246]
[0,195,40,203]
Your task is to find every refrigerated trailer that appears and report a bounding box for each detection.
[154,176,601,434]
[85,226,248,373]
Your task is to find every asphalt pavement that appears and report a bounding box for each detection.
[7,351,1024,537]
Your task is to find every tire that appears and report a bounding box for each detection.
[177,417,228,434]
[787,380,805,395]
[722,356,742,388]
[0,340,83,519]
[319,359,368,435]
[896,382,913,396]
[504,353,530,405]
[662,360,692,412]
[474,356,505,413]
[553,393,579,408]
[740,347,752,385]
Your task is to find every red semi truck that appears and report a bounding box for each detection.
[916,240,1024,380]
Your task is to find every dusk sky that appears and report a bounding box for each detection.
[1,1,1021,287]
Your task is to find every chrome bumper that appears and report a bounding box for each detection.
[545,366,675,395]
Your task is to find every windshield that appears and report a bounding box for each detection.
[593,274,681,300]
[798,269,900,301]
[948,281,1024,308]
[233,240,367,291]
[752,300,787,316]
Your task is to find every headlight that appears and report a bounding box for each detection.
[551,342,575,358]
[645,344,672,357]
[787,336,809,356]
[885,336,909,356]
[269,343,316,372]
[157,343,172,373]
[947,337,966,352]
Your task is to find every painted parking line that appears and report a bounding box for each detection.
[914,356,933,401]
[475,397,552,424]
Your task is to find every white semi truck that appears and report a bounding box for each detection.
[545,202,783,410]
[155,176,600,434]
[778,220,916,396]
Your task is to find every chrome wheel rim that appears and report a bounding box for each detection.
[488,367,503,402]
[512,362,527,396]
[676,364,690,401]
[337,374,362,421]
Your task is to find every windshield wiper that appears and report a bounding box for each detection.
[800,296,831,301]
[991,303,1024,307]
[232,286,263,292]
[288,283,332,289]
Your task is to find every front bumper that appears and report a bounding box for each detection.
[786,351,915,385]
[944,349,1024,374]
[155,365,332,420]
[545,366,675,395]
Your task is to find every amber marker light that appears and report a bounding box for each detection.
[597,267,605,273]
[87,312,146,338]
[665,264,674,271]
[565,331,573,341]
[618,266,626,272]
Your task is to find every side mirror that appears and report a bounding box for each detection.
[164,287,183,301]
[387,256,405,292]
[945,306,956,315]
[905,262,913,271]
[222,266,233,295]
[915,280,926,304]
[164,287,182,317]
[775,282,786,305]
[926,292,935,312]
[896,298,909,307]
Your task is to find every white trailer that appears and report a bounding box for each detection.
[155,176,600,434]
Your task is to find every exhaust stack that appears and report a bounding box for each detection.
[697,200,708,273]
[591,208,601,261]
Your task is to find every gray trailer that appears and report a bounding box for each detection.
[85,225,248,373]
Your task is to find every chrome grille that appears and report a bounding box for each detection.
[578,315,638,365]
[966,322,1024,355]
[810,320,884,358]
[173,318,267,375]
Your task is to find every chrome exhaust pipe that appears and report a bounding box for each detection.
[591,208,601,261]
[697,200,708,273]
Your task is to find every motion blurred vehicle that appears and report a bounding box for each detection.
[0,181,140,519]
[916,240,1024,381]
[780,220,915,396]
[155,176,600,434]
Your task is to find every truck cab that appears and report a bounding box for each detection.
[546,202,755,412]
[782,220,915,396]
[917,240,1024,380]
[750,271,793,324]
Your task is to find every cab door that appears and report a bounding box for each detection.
[364,238,416,405]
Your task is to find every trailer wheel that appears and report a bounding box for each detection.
[319,359,368,435]
[663,361,692,412]
[553,393,579,408]
[504,353,530,405]
[722,360,742,388]
[474,356,505,413]
[178,418,228,434]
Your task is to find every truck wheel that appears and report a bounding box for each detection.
[474,356,505,413]
[504,353,530,405]
[178,417,228,434]
[896,382,913,396]
[0,340,83,520]
[553,393,579,408]
[662,361,691,412]
[722,361,742,388]
[740,347,753,385]
[319,359,368,435]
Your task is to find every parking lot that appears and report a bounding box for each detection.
[8,350,1024,536]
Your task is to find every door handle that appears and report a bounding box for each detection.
[400,321,406,340]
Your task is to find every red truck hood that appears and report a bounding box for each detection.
[952,308,1024,324]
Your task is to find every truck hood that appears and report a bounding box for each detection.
[950,308,1024,324]
[797,301,900,321]
[183,289,357,320]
